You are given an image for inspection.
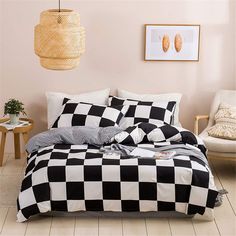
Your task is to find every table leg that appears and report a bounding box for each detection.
[0,132,7,166]
[14,133,21,159]
[22,132,29,144]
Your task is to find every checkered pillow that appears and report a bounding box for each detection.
[52,100,129,128]
[109,96,176,129]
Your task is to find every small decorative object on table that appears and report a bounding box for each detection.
[4,99,26,124]
[0,118,34,166]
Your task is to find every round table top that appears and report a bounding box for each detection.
[0,118,34,133]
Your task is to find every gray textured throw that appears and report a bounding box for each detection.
[26,126,122,153]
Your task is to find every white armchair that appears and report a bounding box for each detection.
[194,90,236,158]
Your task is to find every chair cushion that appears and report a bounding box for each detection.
[200,129,236,153]
[207,103,236,140]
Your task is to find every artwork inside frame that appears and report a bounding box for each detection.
[144,24,200,61]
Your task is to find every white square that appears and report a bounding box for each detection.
[32,167,48,186]
[175,202,187,214]
[75,103,91,114]
[102,165,120,181]
[157,183,175,202]
[121,182,139,200]
[37,201,51,213]
[18,188,36,209]
[52,149,70,154]
[84,182,103,199]
[48,159,67,167]
[102,108,120,121]
[155,159,174,167]
[120,158,138,166]
[103,200,122,211]
[175,166,192,185]
[50,182,67,200]
[189,186,208,207]
[139,200,157,211]
[67,200,85,211]
[66,166,84,181]
[70,144,88,150]
[135,105,151,118]
[138,166,156,182]
[84,158,102,166]
[58,114,73,127]
[191,161,207,172]
[85,115,100,127]
[67,152,86,159]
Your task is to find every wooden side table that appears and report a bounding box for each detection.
[0,118,34,166]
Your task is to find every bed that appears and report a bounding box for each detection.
[16,90,218,222]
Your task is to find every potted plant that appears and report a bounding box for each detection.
[4,99,26,124]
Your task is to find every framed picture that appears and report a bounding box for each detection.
[144,24,200,61]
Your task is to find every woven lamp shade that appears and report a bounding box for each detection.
[34,9,85,70]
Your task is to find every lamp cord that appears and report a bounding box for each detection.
[59,0,61,12]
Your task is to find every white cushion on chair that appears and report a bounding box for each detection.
[200,129,236,153]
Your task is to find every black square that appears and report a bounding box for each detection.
[175,184,191,202]
[54,144,71,150]
[158,201,175,211]
[33,183,50,202]
[66,182,84,200]
[121,200,139,211]
[51,152,68,160]
[51,200,68,211]
[120,166,138,181]
[160,125,179,139]
[84,166,102,181]
[167,101,176,111]
[102,159,120,165]
[48,166,66,182]
[63,103,77,114]
[138,101,152,106]
[103,182,121,199]
[126,105,136,117]
[21,204,40,220]
[99,118,115,127]
[191,170,209,188]
[150,107,165,121]
[157,166,174,183]
[66,158,84,165]
[206,189,218,208]
[138,158,156,166]
[85,152,103,159]
[139,182,157,200]
[187,204,205,215]
[33,160,49,172]
[174,159,191,168]
[21,175,32,191]
[72,114,86,126]
[88,105,105,116]
[85,200,104,211]
[134,117,149,124]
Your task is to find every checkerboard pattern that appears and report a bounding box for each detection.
[109,96,176,129]
[17,127,217,222]
[52,101,129,128]
[113,122,206,153]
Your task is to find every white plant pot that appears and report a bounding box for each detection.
[9,114,20,124]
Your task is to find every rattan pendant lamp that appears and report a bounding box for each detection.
[34,0,85,70]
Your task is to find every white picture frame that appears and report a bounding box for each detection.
[144,24,200,61]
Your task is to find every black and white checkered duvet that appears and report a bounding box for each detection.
[17,124,218,222]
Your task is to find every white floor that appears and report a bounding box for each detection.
[0,153,235,236]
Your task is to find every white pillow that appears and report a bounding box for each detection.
[46,88,110,128]
[118,89,182,126]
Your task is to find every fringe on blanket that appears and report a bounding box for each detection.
[215,189,228,207]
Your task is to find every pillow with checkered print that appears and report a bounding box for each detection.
[109,96,176,129]
[52,99,129,128]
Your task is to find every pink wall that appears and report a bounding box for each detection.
[0,0,235,152]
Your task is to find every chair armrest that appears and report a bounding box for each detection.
[194,115,209,135]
